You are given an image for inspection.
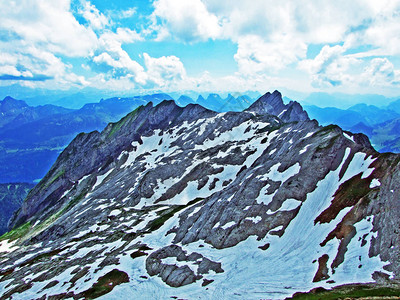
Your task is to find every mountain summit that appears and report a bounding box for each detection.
[1,91,399,299]
[246,90,309,122]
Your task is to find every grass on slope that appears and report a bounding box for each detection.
[82,269,129,299]
[0,222,31,242]
[289,284,400,300]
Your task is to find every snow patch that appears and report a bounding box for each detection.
[221,221,236,230]
[109,209,122,217]
[93,169,114,190]
[245,216,262,223]
[343,132,355,143]
[279,198,302,211]
[257,162,301,184]
[0,240,18,254]
[370,179,381,188]
[299,144,311,155]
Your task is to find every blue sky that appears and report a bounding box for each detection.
[0,0,399,100]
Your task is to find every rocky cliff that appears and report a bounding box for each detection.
[0,183,34,235]
[0,91,399,299]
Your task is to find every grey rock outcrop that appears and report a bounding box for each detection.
[146,245,223,287]
[246,90,309,122]
[0,183,34,235]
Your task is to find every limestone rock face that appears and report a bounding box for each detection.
[1,91,400,299]
[246,90,309,122]
[0,183,34,235]
[146,245,223,287]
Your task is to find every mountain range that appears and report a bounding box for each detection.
[0,93,257,183]
[1,91,399,299]
[0,94,173,183]
[305,102,400,153]
[1,92,399,184]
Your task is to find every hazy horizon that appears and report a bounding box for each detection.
[0,0,399,107]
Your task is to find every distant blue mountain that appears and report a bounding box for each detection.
[304,98,400,153]
[304,105,368,128]
[176,95,193,107]
[347,103,400,125]
[349,122,374,137]
[0,96,73,128]
[388,99,400,114]
[190,93,255,112]
[303,92,395,108]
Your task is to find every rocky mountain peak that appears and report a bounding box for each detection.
[246,90,309,123]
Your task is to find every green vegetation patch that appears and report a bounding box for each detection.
[313,124,340,136]
[289,283,400,300]
[107,118,129,139]
[0,222,31,242]
[107,106,140,139]
[27,190,89,241]
[316,134,340,151]
[62,191,87,213]
[81,269,129,299]
[41,168,66,190]
[148,206,185,232]
[49,169,65,184]
[148,198,204,232]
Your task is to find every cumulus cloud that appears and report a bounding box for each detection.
[0,0,98,57]
[0,0,99,88]
[1,0,399,94]
[90,27,146,85]
[298,45,359,88]
[147,0,400,93]
[0,0,146,90]
[150,0,222,42]
[89,51,189,91]
[361,58,400,86]
[235,35,307,75]
[79,0,109,30]
[119,7,137,19]
[144,53,186,87]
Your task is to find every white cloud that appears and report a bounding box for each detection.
[361,58,400,87]
[298,45,360,88]
[147,0,400,94]
[151,0,222,42]
[79,0,109,30]
[119,7,137,19]
[0,0,98,57]
[1,0,399,95]
[0,0,147,89]
[91,27,146,84]
[0,0,100,88]
[298,46,400,91]
[144,53,186,87]
[92,50,146,84]
[89,52,188,91]
[235,35,307,75]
